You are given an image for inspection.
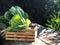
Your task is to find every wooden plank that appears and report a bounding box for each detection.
[6,31,34,34]
[5,35,34,39]
[5,38,34,41]
[9,29,34,33]
[6,32,34,35]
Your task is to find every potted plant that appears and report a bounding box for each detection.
[1,6,36,41]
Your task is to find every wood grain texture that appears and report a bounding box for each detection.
[4,26,35,41]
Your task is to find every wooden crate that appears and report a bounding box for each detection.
[4,26,35,41]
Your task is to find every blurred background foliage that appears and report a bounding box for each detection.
[44,0,60,26]
[45,0,60,17]
[0,16,8,29]
[0,0,60,26]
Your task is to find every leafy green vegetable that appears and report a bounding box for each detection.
[3,6,31,35]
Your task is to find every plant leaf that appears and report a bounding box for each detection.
[9,6,16,15]
[4,11,12,20]
[15,6,24,15]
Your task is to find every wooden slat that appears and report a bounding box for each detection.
[6,32,34,36]
[6,38,34,41]
[5,35,34,39]
[9,29,34,33]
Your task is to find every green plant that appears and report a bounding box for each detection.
[46,11,60,31]
[44,0,60,26]
[0,23,6,29]
[0,16,7,29]
[3,6,31,35]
